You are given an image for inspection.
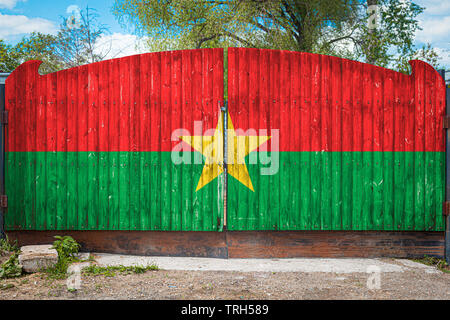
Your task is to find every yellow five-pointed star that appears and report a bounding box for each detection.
[180,113,271,192]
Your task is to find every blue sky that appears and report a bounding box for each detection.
[0,0,449,70]
[0,0,147,59]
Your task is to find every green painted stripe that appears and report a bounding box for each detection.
[5,152,223,231]
[6,151,444,232]
[227,152,445,231]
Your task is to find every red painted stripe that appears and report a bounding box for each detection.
[6,49,445,153]
[6,49,223,152]
[227,48,446,152]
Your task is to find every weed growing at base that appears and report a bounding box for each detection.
[0,236,22,279]
[413,255,450,273]
[45,236,81,279]
[82,264,159,277]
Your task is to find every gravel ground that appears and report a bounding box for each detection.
[0,258,449,300]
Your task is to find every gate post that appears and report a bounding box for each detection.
[439,69,450,264]
[221,101,228,230]
[0,73,9,241]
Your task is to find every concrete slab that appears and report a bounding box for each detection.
[19,244,58,273]
[91,253,420,274]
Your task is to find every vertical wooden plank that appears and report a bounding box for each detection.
[129,54,141,230]
[203,48,214,231]
[25,64,37,230]
[98,61,109,230]
[35,71,47,230]
[139,53,151,231]
[289,52,300,229]
[272,49,281,230]
[279,50,290,230]
[394,73,407,230]
[87,62,99,230]
[119,57,130,230]
[373,66,383,230]
[67,67,78,230]
[15,67,26,229]
[238,48,250,230]
[258,49,270,230]
[341,59,353,230]
[310,53,321,230]
[352,61,363,230]
[77,65,88,230]
[212,48,224,231]
[413,63,425,231]
[191,49,203,230]
[331,56,342,230]
[46,73,57,230]
[247,48,260,159]
[362,63,373,230]
[150,52,162,230]
[226,47,234,229]
[181,50,193,231]
[300,53,311,230]
[424,66,436,230]
[383,70,394,230]
[320,55,332,230]
[160,51,171,231]
[56,70,68,230]
[171,50,182,231]
[109,59,120,230]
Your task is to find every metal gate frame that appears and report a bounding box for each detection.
[0,73,9,240]
[439,69,450,264]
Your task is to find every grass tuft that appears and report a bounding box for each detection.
[82,264,159,277]
[412,255,450,273]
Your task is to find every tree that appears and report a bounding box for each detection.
[112,0,359,52]
[396,43,440,74]
[0,33,61,74]
[0,40,19,73]
[353,0,425,68]
[15,32,62,73]
[112,0,435,73]
[53,6,111,68]
[0,6,111,73]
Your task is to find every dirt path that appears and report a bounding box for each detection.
[1,260,449,300]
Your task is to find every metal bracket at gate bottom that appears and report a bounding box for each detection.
[443,201,450,216]
[0,195,7,209]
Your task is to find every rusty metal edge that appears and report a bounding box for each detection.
[5,230,445,259]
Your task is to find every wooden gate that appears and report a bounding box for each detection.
[4,48,447,234]
[227,48,446,231]
[5,49,224,231]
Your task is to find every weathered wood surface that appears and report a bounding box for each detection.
[7,231,444,259]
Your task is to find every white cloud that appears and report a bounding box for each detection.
[94,33,149,60]
[414,0,450,69]
[433,47,450,68]
[0,0,26,9]
[416,16,450,43]
[0,13,56,39]
[415,0,450,16]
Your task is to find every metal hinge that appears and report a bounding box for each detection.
[1,110,8,125]
[443,201,450,216]
[0,195,7,209]
[444,115,450,129]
